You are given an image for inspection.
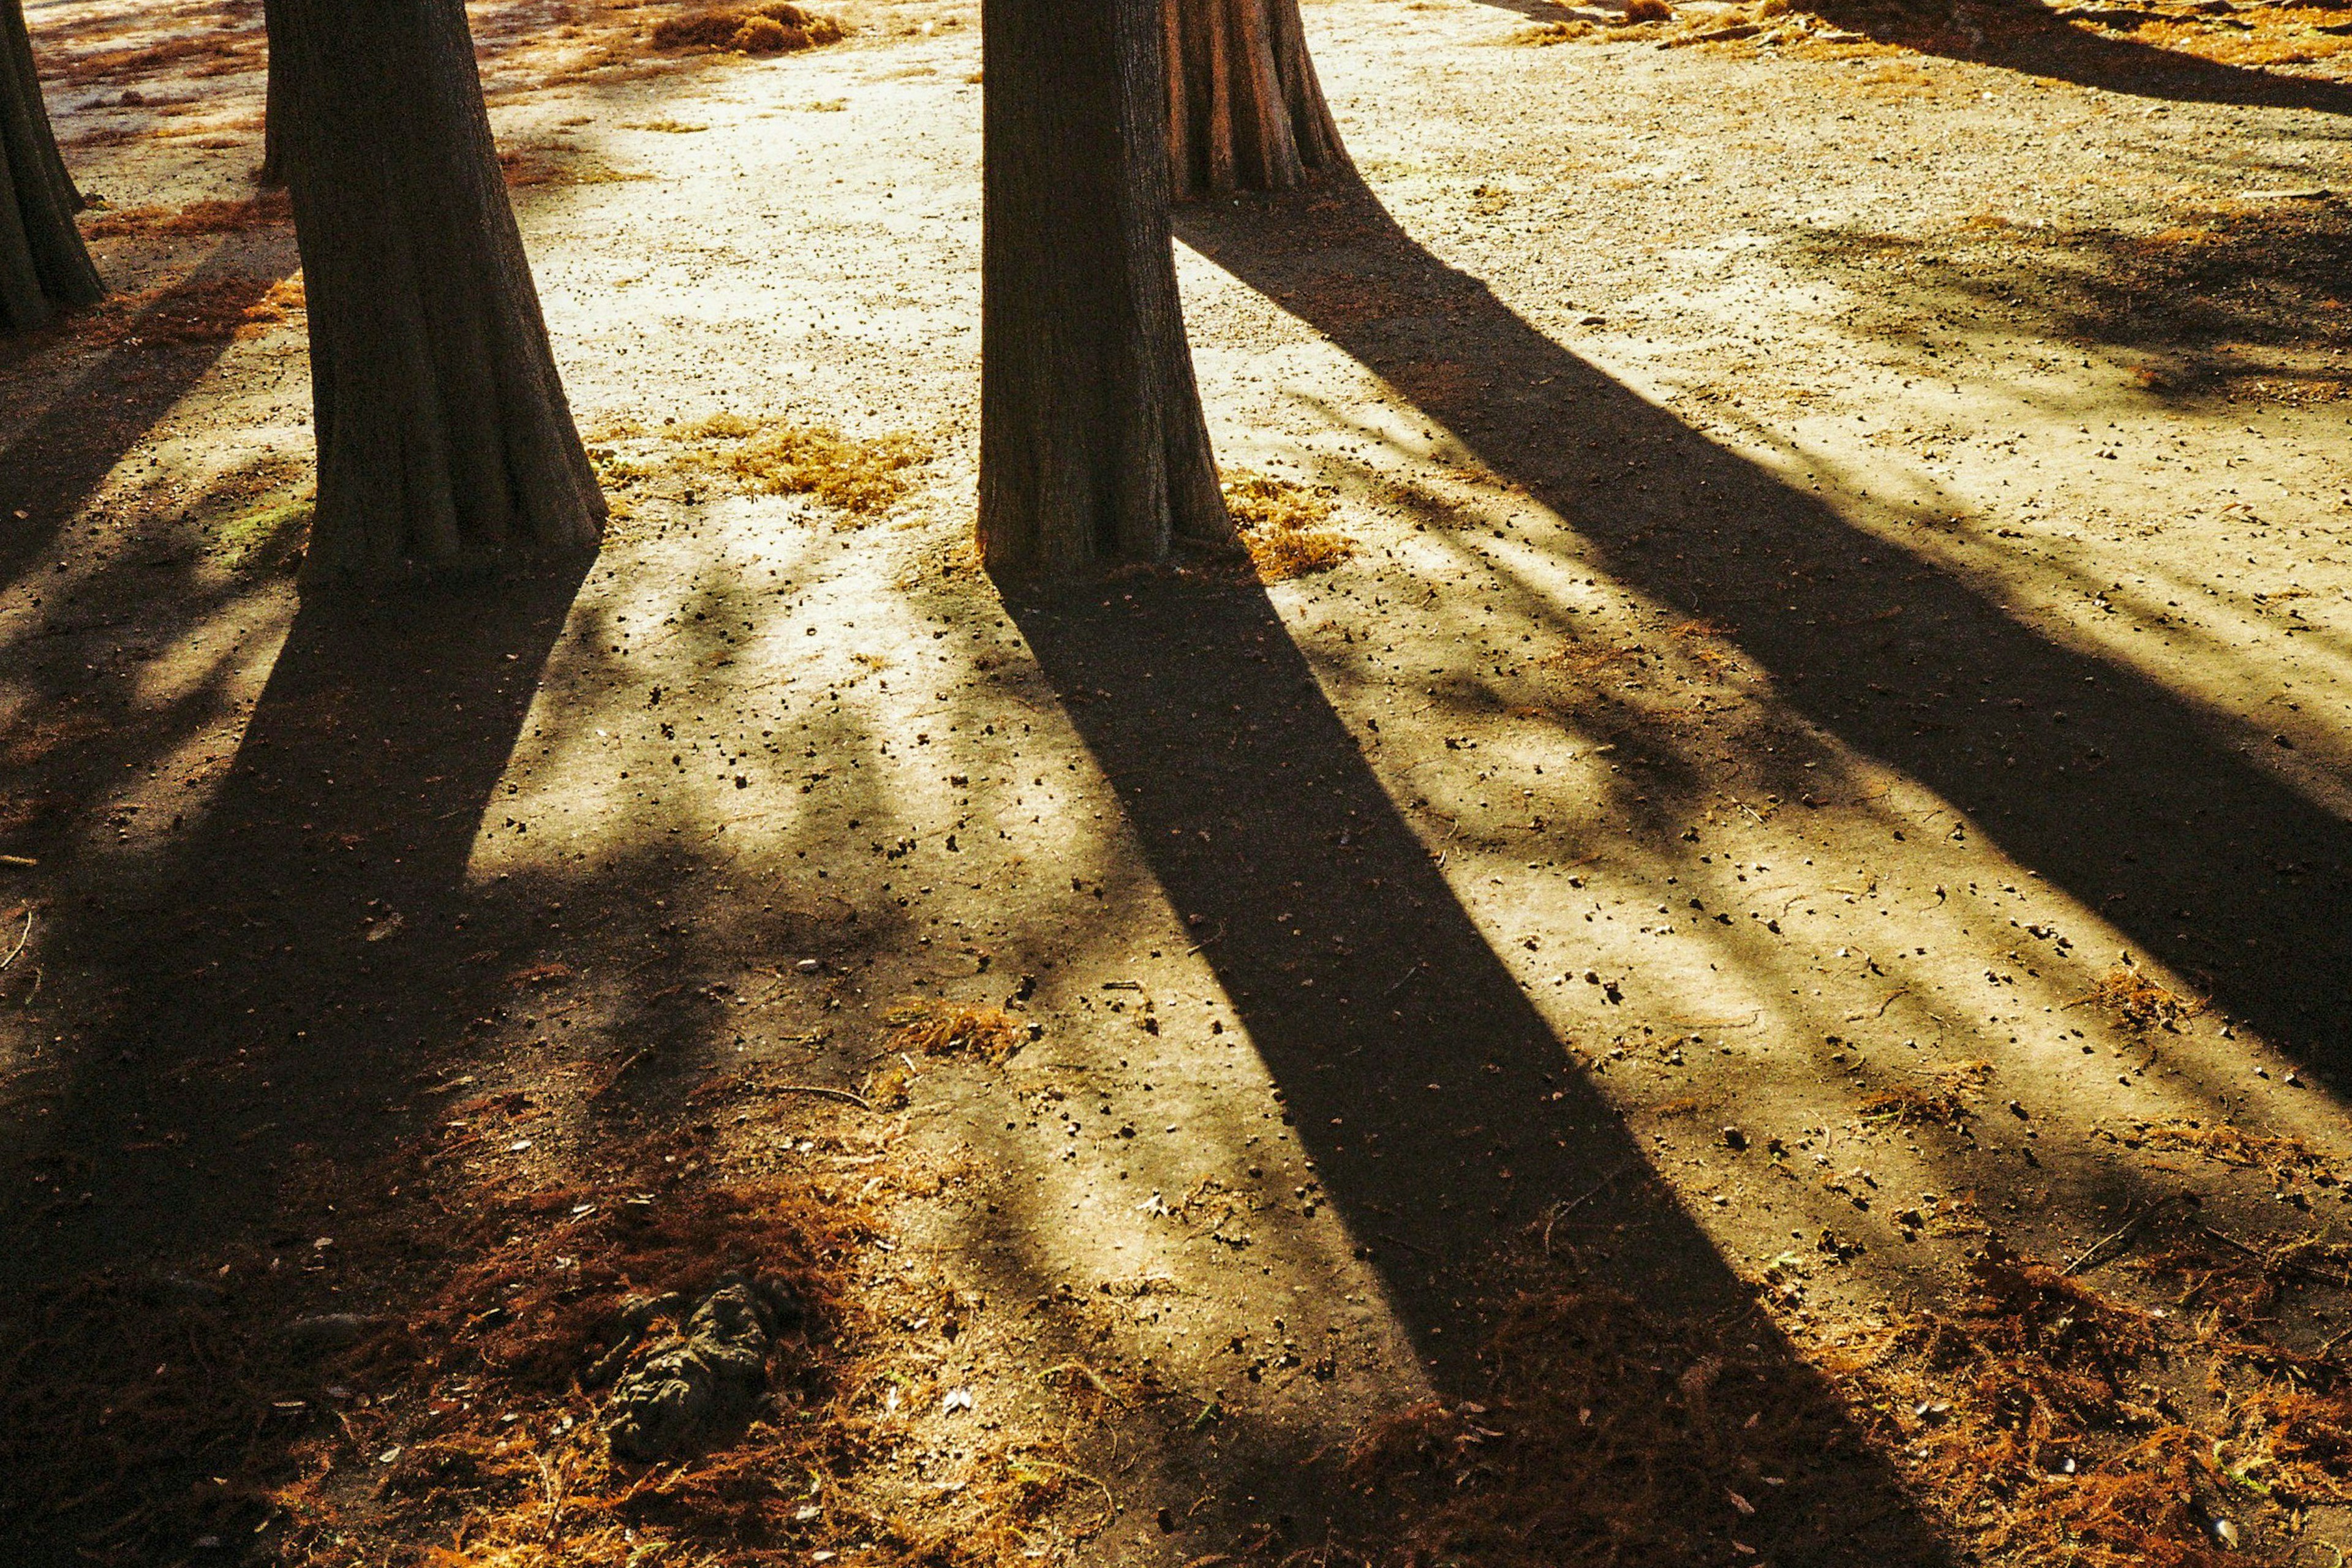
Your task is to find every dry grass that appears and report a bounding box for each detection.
[46,33,254,87]
[1510,20,1596,43]
[1329,1209,2352,1568]
[885,1000,1027,1061]
[0,1109,1093,1568]
[1814,1249,2241,1567]
[80,192,290,240]
[30,273,307,350]
[1862,1058,1992,1127]
[2127,1118,2341,1186]
[1223,470,1354,581]
[1540,637,1640,679]
[2073,963,2204,1033]
[650,2,845,53]
[1623,0,1675,20]
[499,148,654,189]
[666,412,932,515]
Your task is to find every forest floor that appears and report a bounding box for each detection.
[8,0,2352,1563]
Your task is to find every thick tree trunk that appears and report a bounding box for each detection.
[274,0,603,588]
[1,0,102,334]
[980,0,1231,576]
[1163,0,1349,200]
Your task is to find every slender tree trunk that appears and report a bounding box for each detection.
[1,0,102,334]
[980,0,1231,576]
[257,0,286,189]
[1163,0,1349,200]
[274,0,603,588]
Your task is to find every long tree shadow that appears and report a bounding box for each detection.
[0,562,590,1292]
[1808,0,2352,115]
[1174,178,2352,1072]
[1001,575,1954,1564]
[0,239,298,590]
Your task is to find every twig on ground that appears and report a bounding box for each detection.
[1542,1159,1641,1253]
[1847,987,1909,1022]
[0,908,32,971]
[2063,1194,2193,1276]
[1041,1362,1125,1404]
[771,1084,872,1110]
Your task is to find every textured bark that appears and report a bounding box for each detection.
[1,0,102,334]
[257,0,286,189]
[1163,0,1349,200]
[275,0,603,588]
[980,0,1231,577]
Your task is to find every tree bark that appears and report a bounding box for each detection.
[257,0,286,189]
[1163,0,1349,200]
[980,0,1231,577]
[1,0,103,334]
[273,0,603,588]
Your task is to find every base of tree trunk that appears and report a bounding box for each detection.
[1164,0,1350,200]
[1,0,104,334]
[276,0,603,590]
[979,0,1232,577]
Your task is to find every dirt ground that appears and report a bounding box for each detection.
[7,0,2352,1562]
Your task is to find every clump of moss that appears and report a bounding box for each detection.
[1222,470,1352,581]
[213,499,312,569]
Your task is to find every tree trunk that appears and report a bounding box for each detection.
[1,0,102,334]
[257,0,286,189]
[1163,0,1349,200]
[980,0,1231,576]
[273,0,603,588]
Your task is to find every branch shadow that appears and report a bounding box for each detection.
[0,239,297,591]
[0,560,590,1291]
[1174,176,2352,1068]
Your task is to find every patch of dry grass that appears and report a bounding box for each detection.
[1540,637,1640,678]
[885,1000,1027,1061]
[2127,1118,2340,1186]
[668,412,931,516]
[650,2,845,54]
[2073,964,2205,1033]
[0,1109,1093,1568]
[1223,470,1353,581]
[80,192,290,239]
[1862,1058,1992,1128]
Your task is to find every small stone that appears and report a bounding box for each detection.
[1721,1126,1748,1151]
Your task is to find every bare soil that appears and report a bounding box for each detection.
[7,0,2352,1563]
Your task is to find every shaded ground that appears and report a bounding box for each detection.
[6,0,2352,1563]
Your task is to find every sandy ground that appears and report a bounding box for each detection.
[7,0,2352,1561]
